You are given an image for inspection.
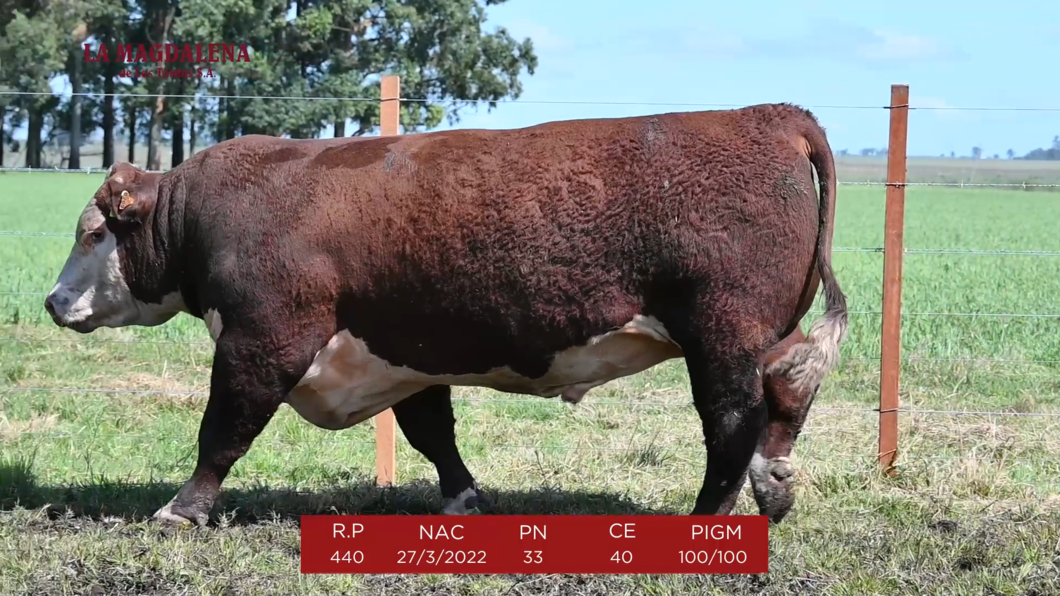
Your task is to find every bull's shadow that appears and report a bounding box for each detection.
[0,460,671,525]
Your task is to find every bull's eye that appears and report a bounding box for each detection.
[83,229,105,247]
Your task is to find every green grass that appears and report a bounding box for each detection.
[2,171,1060,595]
[836,154,1060,187]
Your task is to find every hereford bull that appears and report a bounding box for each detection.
[44,103,847,526]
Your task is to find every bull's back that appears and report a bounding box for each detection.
[215,110,811,332]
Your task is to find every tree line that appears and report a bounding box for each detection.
[1021,136,1060,160]
[0,0,538,170]
[835,138,1060,161]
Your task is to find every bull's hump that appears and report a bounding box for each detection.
[279,314,683,431]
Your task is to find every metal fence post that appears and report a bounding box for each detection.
[878,84,909,475]
[375,74,400,487]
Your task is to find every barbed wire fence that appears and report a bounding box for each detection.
[1,81,1059,490]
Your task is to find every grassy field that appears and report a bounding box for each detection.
[834,155,1060,187]
[1,168,1059,595]
[13,141,1060,186]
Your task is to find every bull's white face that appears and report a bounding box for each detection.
[44,202,184,333]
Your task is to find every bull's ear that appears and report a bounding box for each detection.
[103,164,159,224]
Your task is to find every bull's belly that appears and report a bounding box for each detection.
[202,311,683,431]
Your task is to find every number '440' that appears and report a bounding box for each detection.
[331,551,364,564]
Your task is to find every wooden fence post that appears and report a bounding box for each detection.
[878,83,909,475]
[374,74,400,487]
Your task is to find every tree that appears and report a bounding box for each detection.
[1020,135,1060,160]
[0,10,65,168]
[126,0,180,170]
[59,9,91,169]
[971,146,982,159]
[1,0,539,168]
[81,0,129,168]
[1007,149,1015,159]
[68,23,88,168]
[205,0,538,143]
[38,0,125,170]
[0,95,8,167]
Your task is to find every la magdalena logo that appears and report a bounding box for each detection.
[83,42,252,79]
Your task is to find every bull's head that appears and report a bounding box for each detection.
[44,162,185,333]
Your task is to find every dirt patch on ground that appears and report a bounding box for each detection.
[0,413,58,441]
[91,372,207,408]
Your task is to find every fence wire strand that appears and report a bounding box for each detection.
[2,386,1058,419]
[840,181,1060,189]
[2,337,1058,366]
[5,89,1060,112]
[4,169,1060,191]
[4,298,1056,319]
[7,232,1060,257]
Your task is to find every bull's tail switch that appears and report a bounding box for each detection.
[765,116,850,396]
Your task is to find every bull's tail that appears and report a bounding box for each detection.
[766,112,849,394]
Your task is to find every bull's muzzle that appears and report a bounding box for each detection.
[43,292,66,320]
[43,291,91,332]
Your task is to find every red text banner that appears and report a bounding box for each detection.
[300,515,768,574]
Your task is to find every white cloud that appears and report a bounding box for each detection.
[722,20,963,65]
[909,96,981,125]
[856,30,945,62]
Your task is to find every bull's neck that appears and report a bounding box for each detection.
[126,171,190,314]
[166,168,201,317]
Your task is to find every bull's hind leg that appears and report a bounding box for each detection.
[750,326,815,523]
[392,385,482,515]
[680,334,769,516]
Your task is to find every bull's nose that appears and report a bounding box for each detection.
[44,293,68,317]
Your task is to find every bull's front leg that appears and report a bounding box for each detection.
[153,322,321,526]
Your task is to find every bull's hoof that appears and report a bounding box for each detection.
[748,455,797,524]
[442,487,483,515]
[152,500,208,527]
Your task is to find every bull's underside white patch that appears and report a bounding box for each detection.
[238,314,685,431]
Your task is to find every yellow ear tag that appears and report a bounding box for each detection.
[119,190,135,212]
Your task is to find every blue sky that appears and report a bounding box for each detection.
[28,0,1060,158]
[422,0,1060,158]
